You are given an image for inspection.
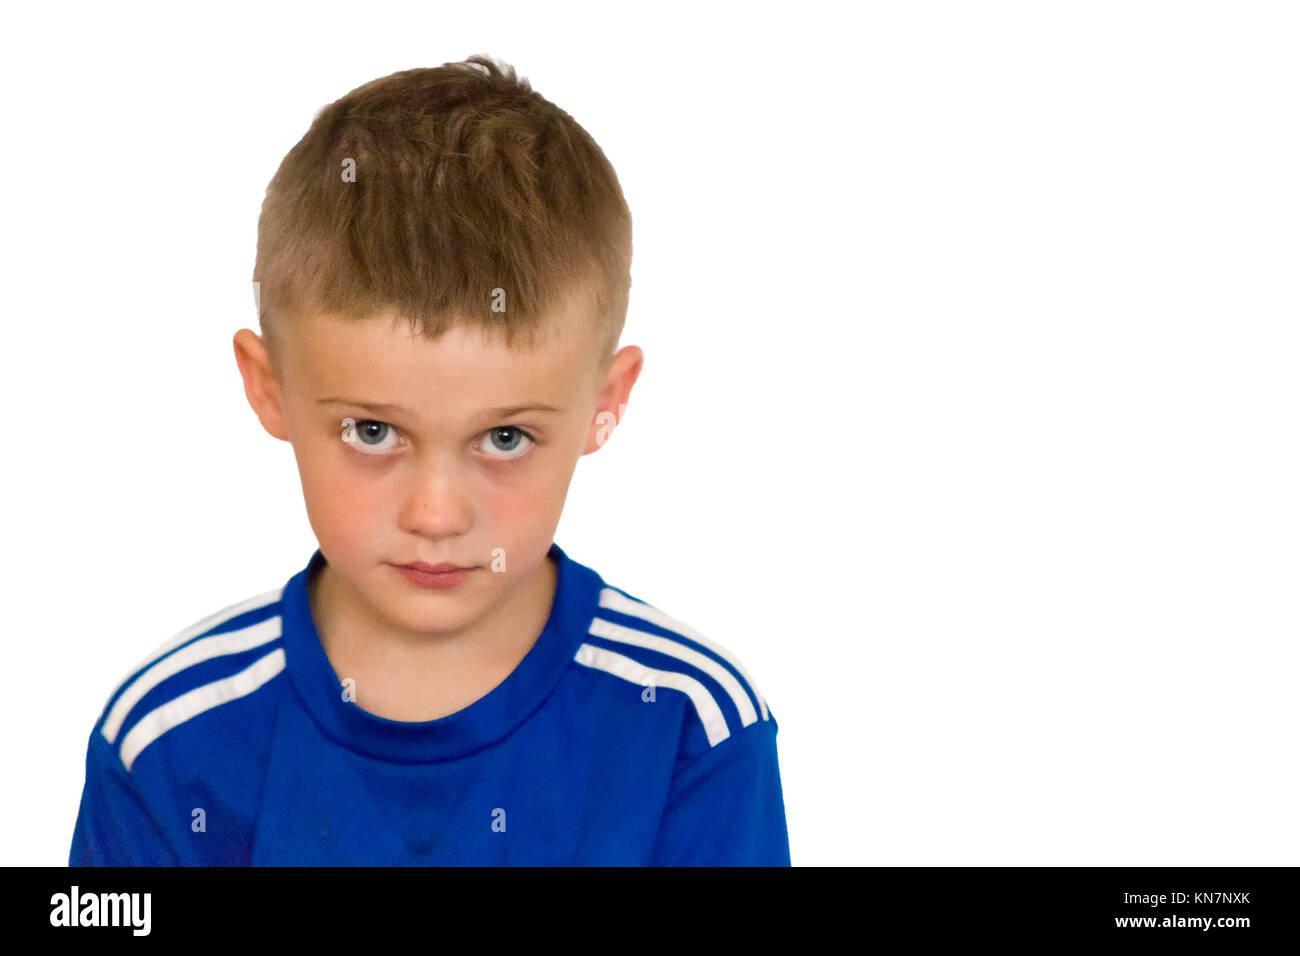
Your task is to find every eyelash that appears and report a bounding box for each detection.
[338,417,538,464]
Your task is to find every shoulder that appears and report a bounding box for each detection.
[572,578,776,755]
[92,582,289,773]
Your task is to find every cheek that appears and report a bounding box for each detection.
[297,443,389,545]
[478,459,571,535]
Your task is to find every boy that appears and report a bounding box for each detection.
[69,55,790,866]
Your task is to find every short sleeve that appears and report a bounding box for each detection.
[649,718,791,866]
[69,728,180,866]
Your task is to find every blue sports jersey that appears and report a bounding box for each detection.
[69,543,790,865]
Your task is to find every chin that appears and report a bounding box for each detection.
[404,607,481,636]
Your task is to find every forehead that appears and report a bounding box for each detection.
[280,300,597,414]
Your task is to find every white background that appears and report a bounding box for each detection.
[2,1,1296,866]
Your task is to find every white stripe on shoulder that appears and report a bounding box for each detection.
[102,616,283,745]
[102,585,284,711]
[119,647,286,772]
[588,617,759,728]
[596,587,769,721]
[573,642,730,747]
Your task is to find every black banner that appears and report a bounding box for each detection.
[6,866,1290,943]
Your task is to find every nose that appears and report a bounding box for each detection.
[396,454,474,540]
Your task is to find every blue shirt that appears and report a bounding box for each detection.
[70,543,790,865]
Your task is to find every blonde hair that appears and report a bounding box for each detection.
[252,54,632,370]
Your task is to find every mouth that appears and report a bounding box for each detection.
[390,561,479,590]
[396,561,476,573]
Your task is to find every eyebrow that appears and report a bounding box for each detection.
[317,397,564,418]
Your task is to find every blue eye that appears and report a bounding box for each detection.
[341,417,401,455]
[338,418,533,461]
[481,426,534,461]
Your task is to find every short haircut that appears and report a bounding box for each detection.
[252,54,632,373]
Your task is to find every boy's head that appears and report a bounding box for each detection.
[234,55,641,639]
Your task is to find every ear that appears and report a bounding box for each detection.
[233,328,289,441]
[584,345,644,455]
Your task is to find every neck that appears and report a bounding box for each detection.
[306,551,559,721]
